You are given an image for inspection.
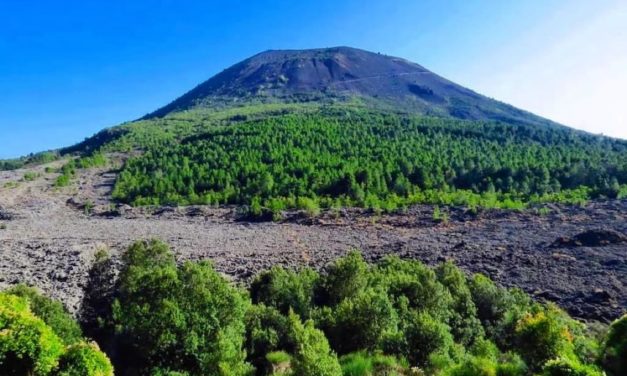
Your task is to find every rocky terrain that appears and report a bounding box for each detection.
[0,161,625,323]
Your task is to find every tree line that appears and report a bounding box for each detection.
[110,109,627,213]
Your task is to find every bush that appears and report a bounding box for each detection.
[265,350,291,364]
[340,352,408,376]
[323,289,398,354]
[541,357,603,376]
[442,355,497,376]
[265,351,291,375]
[600,314,627,376]
[112,239,252,375]
[0,293,65,374]
[56,341,113,376]
[54,174,71,187]
[289,312,342,376]
[468,274,512,338]
[296,197,320,217]
[435,262,484,346]
[23,171,39,181]
[251,266,319,319]
[321,251,370,306]
[402,311,455,367]
[377,257,452,321]
[5,284,83,345]
[245,304,292,373]
[514,307,575,371]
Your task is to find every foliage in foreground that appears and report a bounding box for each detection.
[111,239,252,375]
[1,240,625,376]
[0,292,112,375]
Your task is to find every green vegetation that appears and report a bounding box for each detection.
[340,352,408,376]
[0,151,58,171]
[111,240,252,375]
[3,181,20,189]
[22,172,40,182]
[107,106,626,213]
[5,285,83,345]
[601,315,627,376]
[5,239,610,375]
[0,291,112,375]
[5,241,616,376]
[54,153,108,188]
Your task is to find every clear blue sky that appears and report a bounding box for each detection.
[1,0,625,158]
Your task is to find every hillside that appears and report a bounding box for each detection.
[2,48,626,210]
[110,106,627,212]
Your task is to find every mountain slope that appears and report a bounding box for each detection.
[146,47,555,127]
[14,47,624,211]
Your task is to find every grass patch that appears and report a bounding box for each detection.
[22,171,40,181]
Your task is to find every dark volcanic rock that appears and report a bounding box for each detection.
[552,229,627,248]
[146,47,556,128]
[0,206,16,220]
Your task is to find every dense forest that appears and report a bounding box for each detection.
[109,106,627,213]
[0,240,625,375]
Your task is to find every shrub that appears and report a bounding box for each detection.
[514,307,575,371]
[5,285,83,345]
[402,311,455,367]
[321,250,370,306]
[435,262,484,345]
[600,314,627,376]
[265,350,291,364]
[23,171,39,181]
[377,257,452,321]
[340,352,372,376]
[541,357,603,376]
[265,351,291,375]
[112,239,252,375]
[0,293,65,374]
[245,304,292,373]
[250,266,319,319]
[340,352,408,376]
[468,274,512,338]
[296,197,321,217]
[289,312,342,376]
[55,341,114,376]
[442,355,498,376]
[323,289,398,354]
[55,174,71,187]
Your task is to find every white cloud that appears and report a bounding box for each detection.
[468,2,627,139]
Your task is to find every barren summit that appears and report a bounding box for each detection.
[148,47,553,127]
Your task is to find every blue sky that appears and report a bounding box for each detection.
[1,0,626,158]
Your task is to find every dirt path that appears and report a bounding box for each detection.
[0,162,625,322]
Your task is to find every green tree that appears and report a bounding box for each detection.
[55,341,114,376]
[6,285,82,346]
[250,266,319,319]
[321,251,370,306]
[402,311,455,367]
[541,357,603,376]
[435,262,484,346]
[0,293,65,375]
[600,314,627,376]
[113,240,252,375]
[514,307,575,371]
[288,312,342,376]
[323,289,398,354]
